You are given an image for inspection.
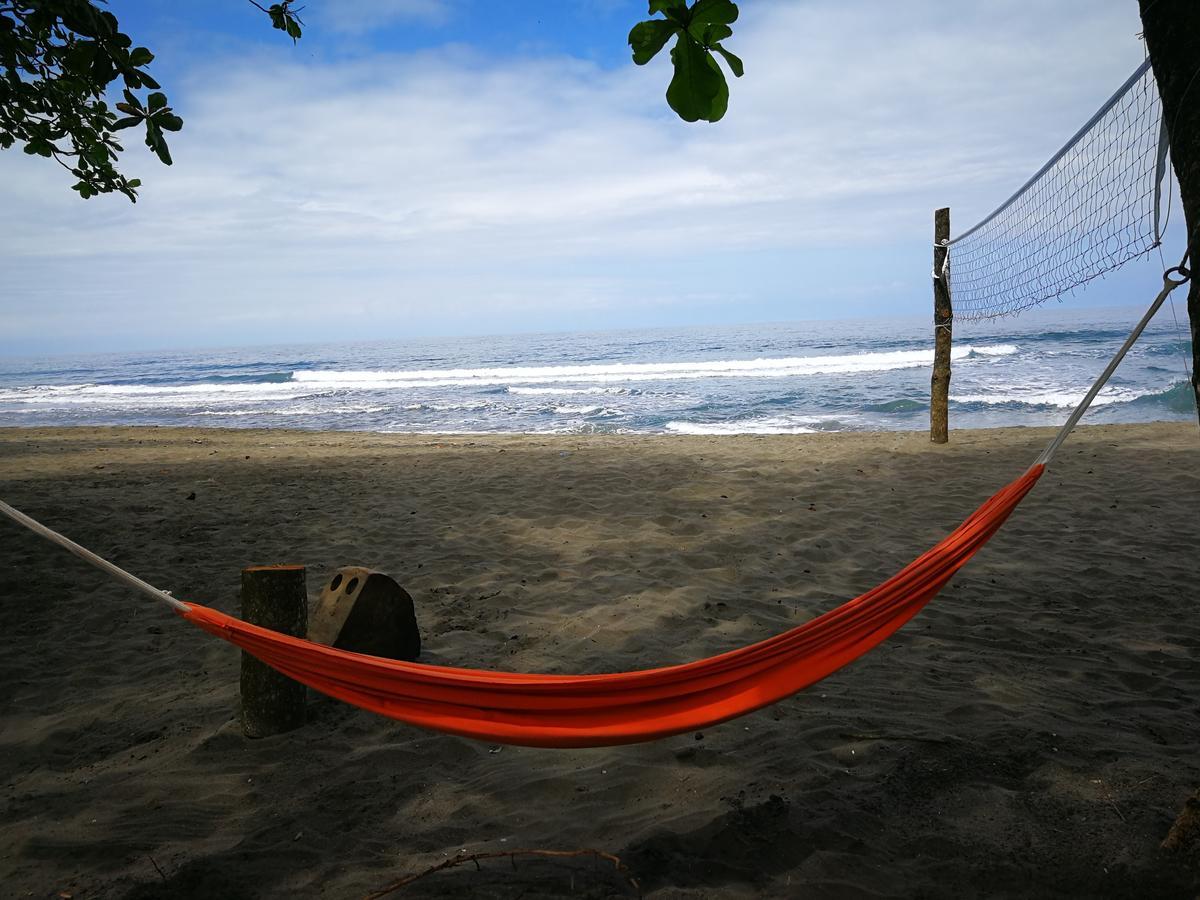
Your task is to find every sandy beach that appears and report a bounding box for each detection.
[1,423,1198,898]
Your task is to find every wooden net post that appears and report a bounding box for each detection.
[931,207,952,443]
[240,564,308,737]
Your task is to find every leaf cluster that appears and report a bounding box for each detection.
[628,0,742,123]
[3,1,738,203]
[0,0,175,199]
[0,0,302,202]
[251,0,304,43]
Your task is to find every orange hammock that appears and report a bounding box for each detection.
[1,271,1185,749]
[178,464,1044,748]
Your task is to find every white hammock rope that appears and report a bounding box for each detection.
[0,497,188,612]
[1033,259,1191,467]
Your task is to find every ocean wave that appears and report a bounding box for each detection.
[0,380,310,403]
[269,403,393,416]
[965,344,1018,359]
[862,398,928,413]
[507,386,632,396]
[0,344,1020,408]
[283,345,1018,389]
[400,401,493,412]
[951,385,1148,408]
[186,409,261,417]
[187,403,392,418]
[544,405,622,416]
[1126,381,1196,414]
[201,371,295,384]
[664,415,836,435]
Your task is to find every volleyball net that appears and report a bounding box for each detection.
[947,59,1171,322]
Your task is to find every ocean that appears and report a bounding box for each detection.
[0,305,1194,435]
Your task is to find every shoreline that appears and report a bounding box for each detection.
[1,422,1198,897]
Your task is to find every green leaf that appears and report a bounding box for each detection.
[84,145,109,165]
[113,116,141,130]
[689,22,731,45]
[628,20,676,66]
[63,41,97,76]
[92,55,114,83]
[147,91,167,112]
[689,0,738,27]
[121,88,142,109]
[156,113,183,132]
[705,54,729,121]
[666,34,725,123]
[712,43,743,77]
[285,17,302,41]
[649,0,689,26]
[129,46,154,67]
[144,122,172,165]
[151,140,172,166]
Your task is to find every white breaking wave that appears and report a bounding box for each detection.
[547,405,622,416]
[665,415,838,435]
[401,401,493,412]
[952,386,1144,407]
[0,381,320,407]
[507,386,630,396]
[268,403,393,416]
[966,344,1019,357]
[286,345,1020,390]
[187,410,261,417]
[188,403,392,417]
[0,345,1018,408]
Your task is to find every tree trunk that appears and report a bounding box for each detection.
[1139,0,1200,424]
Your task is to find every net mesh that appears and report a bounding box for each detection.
[947,60,1169,322]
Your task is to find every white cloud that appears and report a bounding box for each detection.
[313,0,454,33]
[0,0,1154,353]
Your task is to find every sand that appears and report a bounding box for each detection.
[1,423,1198,898]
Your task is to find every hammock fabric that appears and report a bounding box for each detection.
[179,464,1044,748]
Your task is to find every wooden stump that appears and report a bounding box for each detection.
[309,566,420,660]
[240,564,308,738]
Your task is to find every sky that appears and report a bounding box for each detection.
[0,0,1184,356]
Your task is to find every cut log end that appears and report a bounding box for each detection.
[309,567,421,661]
